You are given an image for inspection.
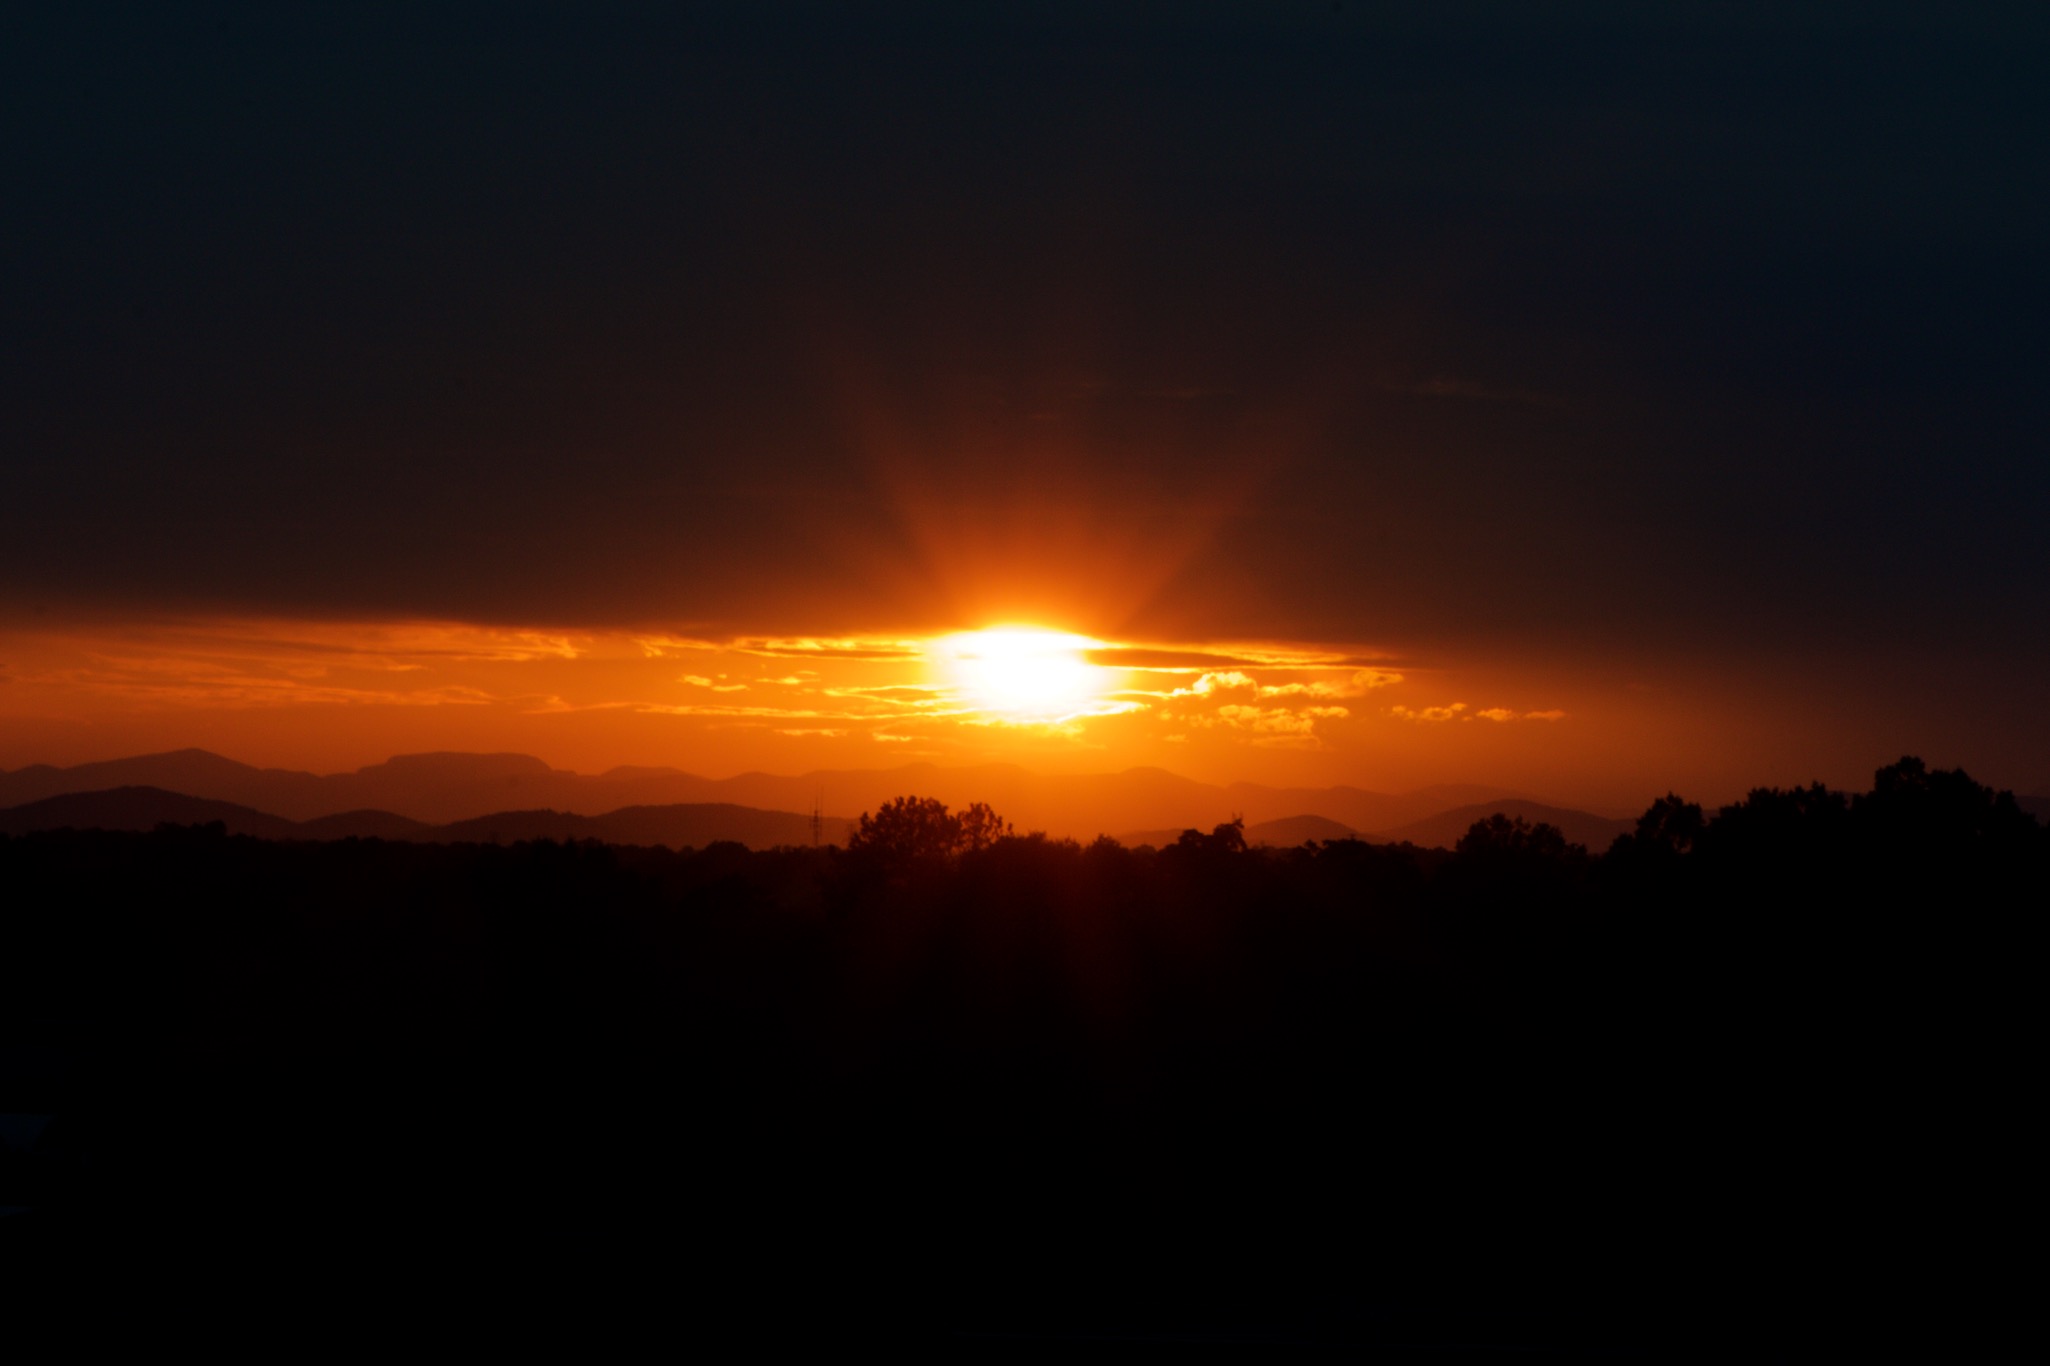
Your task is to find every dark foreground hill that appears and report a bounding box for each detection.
[1,756,2036,1345]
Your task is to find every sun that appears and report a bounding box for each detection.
[933,627,1119,721]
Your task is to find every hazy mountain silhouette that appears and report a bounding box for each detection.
[1119,813,1363,849]
[0,787,850,849]
[0,749,1549,839]
[0,781,1635,853]
[431,804,850,848]
[1225,781,1525,833]
[0,787,302,839]
[0,749,331,816]
[0,750,589,823]
[1243,813,1362,847]
[1372,799,1634,851]
[294,809,435,840]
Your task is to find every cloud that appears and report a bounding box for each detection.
[641,703,845,719]
[641,696,980,723]
[958,698,1149,729]
[44,652,503,709]
[1199,703,1349,735]
[171,621,589,665]
[636,635,720,659]
[1176,671,1258,697]
[102,619,588,668]
[1393,702,1566,724]
[637,635,923,662]
[1257,669,1403,698]
[1087,644,1387,672]
[1181,703,1350,748]
[0,618,650,716]
[733,637,924,661]
[682,675,748,692]
[518,696,639,715]
[822,684,952,704]
[1124,663,1404,703]
[1391,703,1468,723]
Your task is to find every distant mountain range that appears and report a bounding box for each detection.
[0,786,853,850]
[0,748,1571,833]
[0,749,1645,850]
[1119,814,1361,850]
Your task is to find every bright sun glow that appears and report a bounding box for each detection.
[934,627,1118,721]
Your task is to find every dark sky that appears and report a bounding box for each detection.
[7,4,2047,712]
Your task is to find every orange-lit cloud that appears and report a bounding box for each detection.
[0,619,572,710]
[730,638,926,662]
[1391,703,1469,723]
[1394,702,1567,724]
[1090,646,1394,672]
[1258,669,1403,698]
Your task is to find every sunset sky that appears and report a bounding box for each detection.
[4,4,2046,812]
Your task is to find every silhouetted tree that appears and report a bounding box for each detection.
[1698,782,1850,869]
[846,795,1016,865]
[848,795,963,863]
[1171,817,1246,856]
[1605,794,1706,874]
[1855,755,2035,855]
[1633,794,1704,855]
[1454,812,1575,862]
[955,801,1013,852]
[1437,813,1589,959]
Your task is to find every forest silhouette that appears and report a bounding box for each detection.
[0,757,2035,1347]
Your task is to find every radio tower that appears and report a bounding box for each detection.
[810,791,823,848]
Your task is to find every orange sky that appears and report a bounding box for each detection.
[3,611,2015,814]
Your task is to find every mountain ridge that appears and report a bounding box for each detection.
[0,784,1629,854]
[1371,799,1635,853]
[0,786,855,850]
[0,748,1570,838]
